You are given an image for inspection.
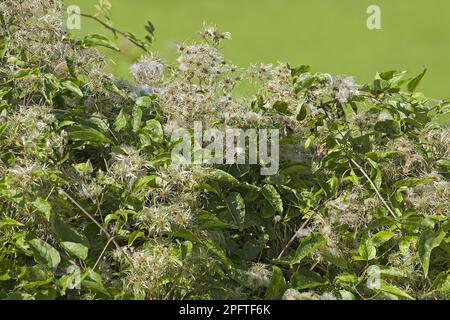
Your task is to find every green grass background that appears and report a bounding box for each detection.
[68,0,450,100]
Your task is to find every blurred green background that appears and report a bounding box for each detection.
[68,0,450,99]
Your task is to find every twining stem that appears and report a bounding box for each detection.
[277,210,317,259]
[59,188,135,268]
[349,158,398,218]
[76,12,150,53]
[92,237,114,272]
[321,105,398,219]
[277,194,341,259]
[73,237,115,289]
[278,101,400,258]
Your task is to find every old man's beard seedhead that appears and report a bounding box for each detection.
[170,122,280,176]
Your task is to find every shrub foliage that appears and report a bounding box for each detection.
[0,0,449,300]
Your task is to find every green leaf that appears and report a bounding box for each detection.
[60,242,88,260]
[208,169,240,186]
[371,231,395,247]
[328,175,339,195]
[66,125,111,144]
[273,101,292,115]
[142,119,163,142]
[133,175,163,192]
[113,109,127,132]
[236,240,262,260]
[59,120,76,128]
[290,269,326,289]
[265,266,286,299]
[323,254,349,269]
[52,216,90,248]
[73,161,93,176]
[418,230,446,277]
[262,184,283,213]
[136,96,154,108]
[29,239,61,270]
[81,34,120,51]
[407,68,427,92]
[32,197,51,222]
[82,270,113,299]
[429,271,450,293]
[13,68,39,79]
[0,123,6,137]
[394,176,434,189]
[172,226,234,267]
[304,135,315,149]
[289,64,311,77]
[379,70,397,80]
[377,280,415,300]
[132,106,143,132]
[61,80,83,97]
[181,241,193,260]
[128,231,145,246]
[42,73,60,102]
[0,36,7,59]
[351,134,372,153]
[358,239,377,261]
[0,87,11,98]
[0,217,24,229]
[372,78,390,94]
[291,233,326,265]
[196,210,234,230]
[225,192,246,230]
[374,120,401,135]
[367,159,382,189]
[335,273,359,285]
[339,290,356,300]
[144,20,156,44]
[367,265,407,278]
[296,103,307,121]
[436,159,450,173]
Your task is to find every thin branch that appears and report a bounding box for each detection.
[77,12,149,53]
[59,188,135,268]
[92,237,114,272]
[349,158,398,218]
[321,105,399,219]
[277,210,317,259]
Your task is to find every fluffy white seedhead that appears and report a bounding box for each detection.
[331,76,359,103]
[130,58,164,84]
[246,263,272,289]
[199,24,231,45]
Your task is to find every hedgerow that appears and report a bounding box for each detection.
[0,0,448,300]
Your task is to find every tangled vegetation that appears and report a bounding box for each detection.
[0,0,449,300]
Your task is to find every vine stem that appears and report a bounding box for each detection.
[321,105,398,219]
[276,194,342,259]
[59,188,135,268]
[72,237,115,289]
[92,237,114,272]
[277,211,317,259]
[349,158,398,218]
[277,101,400,258]
[76,12,149,53]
